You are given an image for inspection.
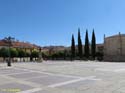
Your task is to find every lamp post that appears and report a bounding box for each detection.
[38,47,43,62]
[4,36,15,67]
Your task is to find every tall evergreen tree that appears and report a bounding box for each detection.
[91,29,96,59]
[84,29,90,59]
[71,34,75,60]
[78,28,83,59]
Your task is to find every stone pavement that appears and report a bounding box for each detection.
[0,61,125,93]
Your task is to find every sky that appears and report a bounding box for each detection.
[0,0,125,46]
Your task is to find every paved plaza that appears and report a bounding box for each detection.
[0,61,125,93]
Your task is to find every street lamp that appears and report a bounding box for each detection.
[4,36,15,67]
[38,47,43,62]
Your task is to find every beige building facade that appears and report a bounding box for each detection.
[104,33,125,61]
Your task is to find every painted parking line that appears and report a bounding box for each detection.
[14,67,85,79]
[1,72,31,76]
[95,68,125,73]
[95,68,114,72]
[8,67,101,93]
[24,75,48,80]
[18,88,42,93]
[17,76,100,93]
[48,76,95,88]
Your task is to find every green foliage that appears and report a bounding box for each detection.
[49,49,71,60]
[10,48,18,57]
[71,34,75,60]
[31,51,39,58]
[26,52,30,57]
[0,48,9,57]
[78,28,83,59]
[0,48,18,58]
[84,30,90,59]
[56,51,64,58]
[17,49,26,58]
[42,52,49,58]
[91,29,96,59]
[96,52,103,61]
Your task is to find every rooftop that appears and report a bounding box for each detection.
[0,40,41,49]
[105,34,125,39]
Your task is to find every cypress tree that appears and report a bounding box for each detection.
[71,34,75,60]
[91,29,96,60]
[84,29,90,59]
[78,28,83,59]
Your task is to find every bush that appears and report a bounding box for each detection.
[31,51,39,58]
[0,48,9,58]
[96,52,103,61]
[17,49,26,58]
[10,48,18,57]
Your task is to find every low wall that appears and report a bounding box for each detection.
[104,55,125,62]
[0,57,36,62]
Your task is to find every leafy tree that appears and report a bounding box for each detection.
[71,34,75,60]
[63,49,67,60]
[42,52,49,59]
[17,49,26,61]
[0,48,18,62]
[62,49,71,60]
[50,49,71,60]
[50,51,64,60]
[91,29,96,60]
[10,48,18,58]
[31,51,39,61]
[62,50,71,60]
[78,28,83,59]
[25,51,30,62]
[0,48,9,61]
[58,51,65,59]
[25,52,30,57]
[84,29,90,59]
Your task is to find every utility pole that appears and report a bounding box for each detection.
[4,36,15,67]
